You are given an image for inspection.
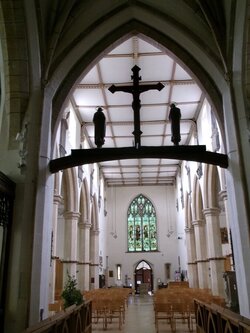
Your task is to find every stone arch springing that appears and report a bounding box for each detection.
[79,178,90,224]
[90,194,99,232]
[61,167,79,212]
[203,164,221,209]
[185,192,192,228]
[192,176,204,221]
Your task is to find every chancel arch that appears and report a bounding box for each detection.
[2,2,250,331]
[50,9,226,144]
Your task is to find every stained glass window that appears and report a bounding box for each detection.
[127,194,158,252]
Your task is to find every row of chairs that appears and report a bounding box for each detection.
[83,288,132,330]
[154,287,225,332]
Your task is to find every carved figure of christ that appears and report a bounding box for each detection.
[108,65,164,148]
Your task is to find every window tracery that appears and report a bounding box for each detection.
[127,194,157,252]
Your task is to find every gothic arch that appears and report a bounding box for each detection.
[192,176,204,221]
[79,178,90,223]
[61,167,79,212]
[134,259,153,271]
[90,194,99,231]
[203,164,221,209]
[185,192,192,228]
[49,5,227,148]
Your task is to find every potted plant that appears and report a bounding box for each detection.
[61,271,84,309]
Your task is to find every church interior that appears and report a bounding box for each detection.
[0,1,250,332]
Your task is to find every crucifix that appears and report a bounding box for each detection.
[49,67,229,173]
[108,65,165,148]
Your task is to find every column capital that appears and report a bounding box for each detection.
[185,226,194,233]
[78,221,92,229]
[192,219,205,226]
[202,207,220,216]
[64,211,81,220]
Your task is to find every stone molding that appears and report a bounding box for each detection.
[202,207,220,216]
[192,219,205,226]
[63,211,81,220]
[185,226,194,233]
[196,259,209,263]
[208,256,225,261]
[78,221,92,230]
[90,263,99,267]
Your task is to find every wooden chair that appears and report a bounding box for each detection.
[106,298,124,330]
[91,298,107,329]
[48,300,63,313]
[154,302,174,332]
[171,301,191,332]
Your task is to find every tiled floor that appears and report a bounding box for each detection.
[92,294,195,333]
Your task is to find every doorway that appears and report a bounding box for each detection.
[134,260,153,294]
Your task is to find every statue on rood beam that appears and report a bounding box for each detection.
[169,103,181,145]
[93,107,106,148]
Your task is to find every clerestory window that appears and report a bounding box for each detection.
[127,194,158,252]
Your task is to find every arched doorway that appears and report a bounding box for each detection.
[134,260,153,294]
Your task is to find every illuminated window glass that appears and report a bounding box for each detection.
[117,264,121,280]
[127,194,157,252]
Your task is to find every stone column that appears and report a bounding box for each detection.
[185,226,198,288]
[78,219,91,291]
[49,193,62,302]
[90,229,100,289]
[63,211,80,282]
[192,219,209,289]
[219,190,233,268]
[203,207,225,296]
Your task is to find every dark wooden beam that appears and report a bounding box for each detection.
[49,145,228,173]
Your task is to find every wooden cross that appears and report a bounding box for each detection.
[108,65,164,148]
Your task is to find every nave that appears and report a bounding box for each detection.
[92,294,191,333]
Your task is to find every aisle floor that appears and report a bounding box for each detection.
[92,294,195,333]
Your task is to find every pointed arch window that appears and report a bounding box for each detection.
[127,194,158,252]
